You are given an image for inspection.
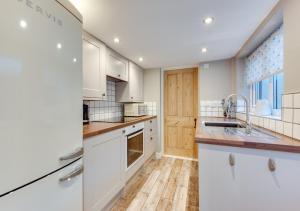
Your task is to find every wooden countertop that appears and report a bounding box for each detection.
[195,117,300,153]
[83,116,157,139]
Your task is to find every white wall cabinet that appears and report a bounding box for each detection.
[84,129,125,211]
[83,34,107,100]
[106,48,128,82]
[116,62,144,102]
[198,144,300,211]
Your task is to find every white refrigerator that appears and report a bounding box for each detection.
[0,0,83,210]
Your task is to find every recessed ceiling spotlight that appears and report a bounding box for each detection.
[114,38,120,44]
[57,43,62,49]
[202,48,207,53]
[73,58,77,63]
[203,17,214,25]
[20,20,27,28]
[139,57,144,62]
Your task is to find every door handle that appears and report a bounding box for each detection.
[194,118,197,128]
[59,165,83,182]
[60,147,83,161]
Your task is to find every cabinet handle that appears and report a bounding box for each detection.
[132,125,135,128]
[60,147,83,161]
[194,118,197,128]
[268,158,276,172]
[59,165,83,182]
[122,130,126,134]
[131,97,133,99]
[150,129,153,132]
[102,93,106,97]
[229,154,235,167]
[118,74,121,77]
[150,120,152,123]
[150,137,153,140]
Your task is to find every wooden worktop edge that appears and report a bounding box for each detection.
[83,116,157,139]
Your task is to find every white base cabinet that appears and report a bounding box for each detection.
[144,118,157,160]
[84,118,158,210]
[84,129,125,211]
[198,144,300,211]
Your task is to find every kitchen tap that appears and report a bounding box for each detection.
[225,94,251,134]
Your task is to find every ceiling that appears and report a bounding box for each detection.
[69,0,279,69]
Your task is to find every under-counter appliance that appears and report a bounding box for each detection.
[124,103,147,117]
[0,1,83,211]
[125,124,144,168]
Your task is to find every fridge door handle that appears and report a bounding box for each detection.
[59,165,83,182]
[59,147,83,161]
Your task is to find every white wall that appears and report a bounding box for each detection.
[143,69,162,153]
[283,0,300,94]
[200,59,234,101]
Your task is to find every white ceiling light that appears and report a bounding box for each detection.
[20,20,27,28]
[114,37,120,44]
[203,17,214,25]
[57,43,62,49]
[73,58,77,63]
[139,57,144,62]
[202,48,207,53]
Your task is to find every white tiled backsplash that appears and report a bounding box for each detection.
[236,92,300,141]
[144,102,157,115]
[84,80,157,121]
[199,100,225,118]
[84,80,124,121]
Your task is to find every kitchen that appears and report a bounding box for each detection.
[1,0,300,211]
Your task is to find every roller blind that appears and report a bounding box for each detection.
[245,25,283,85]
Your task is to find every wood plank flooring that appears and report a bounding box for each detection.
[111,157,199,211]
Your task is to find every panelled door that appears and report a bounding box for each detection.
[164,68,198,158]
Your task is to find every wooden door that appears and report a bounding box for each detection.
[164,68,198,158]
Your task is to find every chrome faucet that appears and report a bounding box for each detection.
[225,94,252,134]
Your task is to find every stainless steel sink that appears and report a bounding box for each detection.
[203,121,245,128]
[203,121,278,139]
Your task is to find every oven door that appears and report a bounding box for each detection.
[127,129,144,168]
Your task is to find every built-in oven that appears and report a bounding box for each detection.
[126,128,144,168]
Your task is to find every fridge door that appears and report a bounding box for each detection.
[0,0,82,195]
[0,159,83,211]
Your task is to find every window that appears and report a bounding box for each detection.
[249,72,283,116]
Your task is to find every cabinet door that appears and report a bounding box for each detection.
[83,39,106,100]
[84,130,125,211]
[116,62,144,102]
[129,62,144,102]
[236,149,300,211]
[198,144,240,211]
[106,49,128,81]
[199,144,300,211]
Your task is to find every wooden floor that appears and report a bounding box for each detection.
[111,157,199,211]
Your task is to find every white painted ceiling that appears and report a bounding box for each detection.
[70,0,279,69]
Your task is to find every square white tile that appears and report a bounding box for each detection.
[294,93,300,108]
[293,124,300,140]
[283,108,293,123]
[282,94,293,108]
[276,120,284,134]
[294,109,300,124]
[284,122,293,137]
[263,118,270,129]
[269,119,276,131]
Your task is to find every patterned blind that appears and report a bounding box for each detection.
[245,25,283,85]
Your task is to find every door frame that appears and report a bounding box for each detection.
[160,65,200,159]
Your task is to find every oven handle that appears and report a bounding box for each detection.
[127,129,144,139]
